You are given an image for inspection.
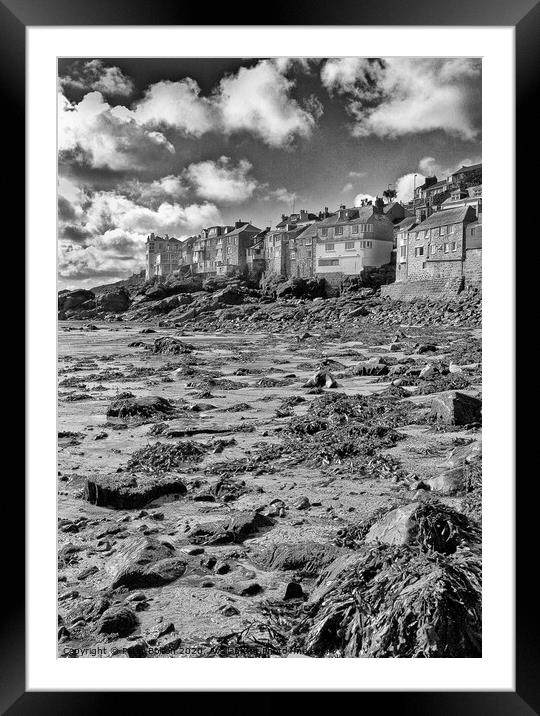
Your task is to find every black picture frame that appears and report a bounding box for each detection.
[5,0,534,710]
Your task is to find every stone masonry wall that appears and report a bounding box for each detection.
[380,277,465,301]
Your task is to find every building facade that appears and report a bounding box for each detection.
[145,234,183,280]
[398,205,477,282]
[313,204,394,281]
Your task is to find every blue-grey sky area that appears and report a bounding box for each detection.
[58,57,481,288]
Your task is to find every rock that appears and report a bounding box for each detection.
[304,370,338,389]
[430,391,482,426]
[294,496,310,510]
[449,363,464,373]
[97,606,138,636]
[60,289,95,312]
[151,336,193,355]
[348,306,369,318]
[97,289,131,313]
[186,511,274,546]
[284,582,304,600]
[365,502,423,547]
[426,468,468,495]
[252,541,346,575]
[213,286,244,305]
[106,536,194,589]
[84,473,187,509]
[220,605,240,617]
[106,395,175,420]
[419,363,436,379]
[232,581,262,597]
[125,640,148,658]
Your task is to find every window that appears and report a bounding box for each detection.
[451,242,457,252]
[418,231,425,240]
[351,225,359,234]
[321,228,328,237]
[432,228,439,238]
[360,241,372,249]
[444,243,450,253]
[318,258,339,266]
[400,246,407,258]
[325,243,335,252]
[440,226,447,236]
[290,251,296,259]
[306,250,312,258]
[414,247,424,257]
[335,226,343,235]
[345,241,355,250]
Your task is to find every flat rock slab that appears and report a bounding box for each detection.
[84,472,187,509]
[430,391,481,426]
[187,511,274,546]
[106,395,175,420]
[106,536,196,589]
[252,541,348,575]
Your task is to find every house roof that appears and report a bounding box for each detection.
[223,222,261,237]
[317,206,378,228]
[395,217,417,231]
[295,222,321,241]
[411,206,472,231]
[452,162,482,175]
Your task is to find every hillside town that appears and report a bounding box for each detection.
[145,162,482,298]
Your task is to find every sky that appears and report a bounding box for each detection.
[57,57,482,289]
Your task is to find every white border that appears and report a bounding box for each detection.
[27,26,515,691]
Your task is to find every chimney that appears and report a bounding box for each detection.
[235,220,243,229]
[339,204,346,210]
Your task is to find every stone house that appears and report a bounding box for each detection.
[192,225,234,276]
[215,222,261,277]
[263,210,319,277]
[394,216,418,283]
[383,201,409,224]
[314,204,394,284]
[145,234,182,280]
[403,205,477,282]
[290,221,321,278]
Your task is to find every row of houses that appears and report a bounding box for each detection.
[145,162,482,289]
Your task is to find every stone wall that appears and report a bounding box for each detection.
[380,277,465,301]
[464,248,482,288]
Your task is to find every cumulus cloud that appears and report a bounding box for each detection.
[216,60,317,147]
[185,157,258,203]
[263,186,297,204]
[120,175,187,207]
[321,57,481,140]
[60,60,134,96]
[58,91,175,171]
[395,173,425,203]
[354,192,376,206]
[57,181,222,285]
[131,79,216,136]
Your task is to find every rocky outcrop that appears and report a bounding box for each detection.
[96,288,131,313]
[253,541,347,575]
[106,395,176,420]
[84,472,187,509]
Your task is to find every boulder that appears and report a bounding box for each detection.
[365,502,421,547]
[97,289,131,313]
[430,391,482,426]
[152,336,193,355]
[84,473,187,509]
[304,370,338,389]
[97,606,138,636]
[186,511,274,546]
[213,286,244,305]
[60,289,95,312]
[426,469,468,495]
[106,395,175,420]
[106,536,194,589]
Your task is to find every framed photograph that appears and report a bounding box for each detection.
[7,0,533,708]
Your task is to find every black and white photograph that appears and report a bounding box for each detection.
[56,55,484,660]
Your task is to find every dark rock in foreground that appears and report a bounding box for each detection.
[97,606,138,636]
[430,391,481,425]
[106,536,197,589]
[84,473,187,509]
